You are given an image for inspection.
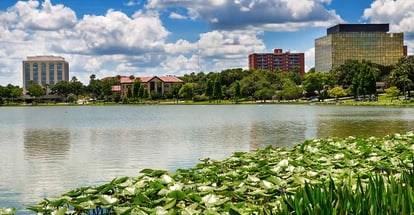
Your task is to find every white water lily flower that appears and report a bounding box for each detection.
[307,171,318,177]
[306,146,318,153]
[272,165,281,173]
[98,195,117,204]
[278,159,289,167]
[318,157,328,162]
[334,153,345,160]
[369,156,381,162]
[198,185,213,192]
[160,174,173,184]
[202,194,219,204]
[169,183,183,191]
[287,165,295,172]
[247,175,260,182]
[155,206,168,215]
[261,180,274,189]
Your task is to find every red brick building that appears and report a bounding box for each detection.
[248,49,305,76]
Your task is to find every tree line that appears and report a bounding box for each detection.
[0,56,413,104]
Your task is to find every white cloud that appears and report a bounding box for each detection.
[198,30,265,59]
[147,0,343,31]
[363,0,414,34]
[169,12,187,19]
[304,47,315,73]
[11,0,77,31]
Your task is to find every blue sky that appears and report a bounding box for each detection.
[0,0,413,86]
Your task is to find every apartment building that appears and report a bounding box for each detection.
[249,49,305,76]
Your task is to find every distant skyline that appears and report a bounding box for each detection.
[0,0,413,86]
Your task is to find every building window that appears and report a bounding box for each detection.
[57,62,62,81]
[49,63,55,86]
[25,63,30,89]
[33,63,38,84]
[41,63,47,86]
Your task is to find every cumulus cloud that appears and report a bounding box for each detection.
[363,0,414,58]
[10,0,77,31]
[147,0,343,31]
[71,10,169,55]
[363,0,414,35]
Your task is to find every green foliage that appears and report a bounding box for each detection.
[193,94,209,102]
[179,83,195,101]
[388,56,414,97]
[302,72,334,96]
[24,132,414,214]
[281,168,414,214]
[350,61,377,97]
[385,86,400,102]
[213,77,223,102]
[28,82,45,98]
[132,79,141,99]
[328,86,347,100]
[66,93,77,104]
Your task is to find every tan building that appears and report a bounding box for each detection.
[107,75,184,97]
[22,56,69,93]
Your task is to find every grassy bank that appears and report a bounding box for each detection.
[1,132,410,214]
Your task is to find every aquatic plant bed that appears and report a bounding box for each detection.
[7,132,414,214]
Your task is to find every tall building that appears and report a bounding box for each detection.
[315,24,406,73]
[22,56,69,93]
[249,49,305,76]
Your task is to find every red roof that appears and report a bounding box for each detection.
[139,76,184,83]
[119,76,135,84]
[158,76,184,83]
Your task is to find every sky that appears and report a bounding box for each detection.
[0,0,413,86]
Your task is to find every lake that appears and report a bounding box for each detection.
[1,104,414,213]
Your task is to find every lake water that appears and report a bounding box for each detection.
[1,104,414,213]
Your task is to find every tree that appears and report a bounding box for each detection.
[328,86,347,102]
[67,93,77,104]
[133,79,141,101]
[350,61,378,99]
[178,83,195,101]
[52,81,71,98]
[212,78,222,102]
[278,79,303,101]
[388,56,414,98]
[28,82,45,104]
[205,79,214,102]
[234,80,241,103]
[70,76,84,96]
[302,72,334,100]
[88,74,101,100]
[384,86,400,102]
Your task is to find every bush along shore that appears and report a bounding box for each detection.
[2,132,414,215]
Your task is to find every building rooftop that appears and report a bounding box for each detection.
[327,24,389,35]
[25,56,66,61]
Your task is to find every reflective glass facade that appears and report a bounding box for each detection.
[315,24,404,73]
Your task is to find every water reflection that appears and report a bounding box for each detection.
[317,119,414,138]
[24,128,71,159]
[249,121,309,149]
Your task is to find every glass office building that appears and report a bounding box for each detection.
[315,24,405,73]
[22,56,69,93]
